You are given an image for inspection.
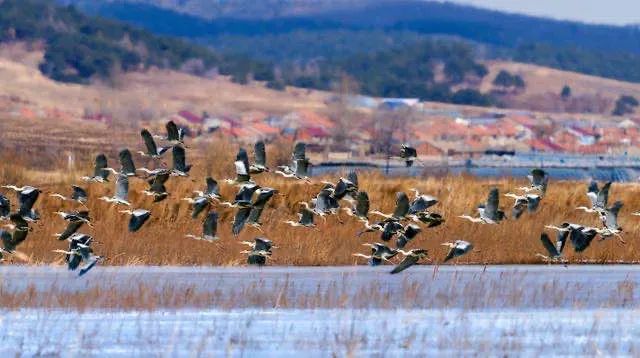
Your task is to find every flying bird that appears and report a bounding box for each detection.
[3,185,42,222]
[0,214,30,260]
[226,148,253,185]
[442,240,474,262]
[119,209,151,232]
[249,141,269,174]
[186,212,219,242]
[49,185,89,206]
[193,177,221,201]
[182,196,211,219]
[353,243,398,266]
[400,145,418,167]
[284,203,317,228]
[505,192,541,219]
[141,172,170,202]
[139,129,170,158]
[342,191,369,221]
[99,174,131,206]
[275,142,311,181]
[232,187,277,236]
[240,237,276,265]
[0,194,10,219]
[518,168,549,194]
[370,192,410,221]
[458,188,505,224]
[390,249,429,274]
[171,145,192,177]
[155,120,185,144]
[395,223,421,249]
[577,181,611,214]
[81,154,110,183]
[53,233,101,276]
[536,233,565,262]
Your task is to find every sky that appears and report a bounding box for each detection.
[447,0,640,25]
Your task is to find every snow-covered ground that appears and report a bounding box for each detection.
[1,265,639,355]
[1,308,638,356]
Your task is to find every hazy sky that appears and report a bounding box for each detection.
[447,0,640,25]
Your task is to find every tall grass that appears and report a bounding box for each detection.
[1,116,639,266]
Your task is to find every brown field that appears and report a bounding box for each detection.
[0,116,639,267]
[0,43,328,119]
[482,60,640,114]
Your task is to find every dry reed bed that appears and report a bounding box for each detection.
[0,268,635,310]
[2,165,640,266]
[1,117,640,266]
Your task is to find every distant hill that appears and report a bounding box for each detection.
[61,0,640,85]
[0,0,271,84]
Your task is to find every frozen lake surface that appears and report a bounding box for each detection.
[1,265,639,355]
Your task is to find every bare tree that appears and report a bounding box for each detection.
[371,104,416,172]
[328,74,360,152]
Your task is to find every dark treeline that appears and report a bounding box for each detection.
[0,0,270,84]
[9,0,640,107]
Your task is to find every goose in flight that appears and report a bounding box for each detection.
[576,181,611,214]
[53,233,101,276]
[50,185,89,207]
[598,201,624,241]
[232,187,277,236]
[342,191,369,221]
[458,187,505,224]
[505,192,541,219]
[0,214,30,261]
[3,185,41,222]
[518,168,549,194]
[311,187,340,216]
[249,141,269,174]
[154,120,185,145]
[0,194,9,220]
[81,154,110,183]
[186,212,219,242]
[193,177,222,201]
[390,249,429,274]
[284,202,317,228]
[171,145,191,177]
[55,210,92,227]
[409,211,444,227]
[141,172,170,202]
[275,142,311,182]
[226,148,253,185]
[380,220,404,242]
[400,144,418,167]
[223,182,261,208]
[356,220,386,237]
[536,233,566,262]
[119,209,151,232]
[322,175,358,202]
[371,192,410,221]
[54,211,91,241]
[240,237,276,265]
[395,223,422,249]
[99,174,131,206]
[104,149,137,177]
[139,129,170,158]
[408,189,438,214]
[442,240,473,262]
[183,195,210,219]
[545,223,598,253]
[353,243,398,266]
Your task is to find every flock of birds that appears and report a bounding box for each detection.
[0,121,632,275]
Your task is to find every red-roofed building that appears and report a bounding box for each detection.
[528,138,564,152]
[178,110,203,125]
